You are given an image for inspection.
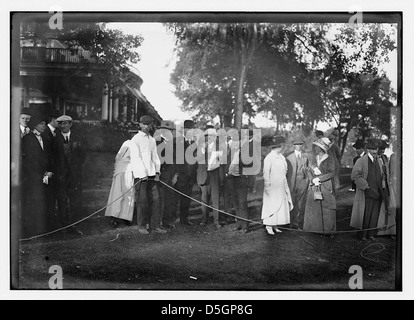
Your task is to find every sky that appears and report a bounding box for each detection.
[109,22,398,131]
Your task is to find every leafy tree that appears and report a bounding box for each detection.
[168,23,326,130]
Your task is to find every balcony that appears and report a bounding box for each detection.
[21,47,97,64]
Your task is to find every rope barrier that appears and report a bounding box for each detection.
[159,180,396,235]
[19,177,396,241]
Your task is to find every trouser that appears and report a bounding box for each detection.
[174,182,194,224]
[200,168,221,225]
[159,180,178,226]
[56,177,83,226]
[361,195,383,239]
[290,183,308,229]
[136,179,161,229]
[227,175,249,230]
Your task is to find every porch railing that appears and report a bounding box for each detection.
[21,47,97,64]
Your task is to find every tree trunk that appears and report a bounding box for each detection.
[234,63,248,130]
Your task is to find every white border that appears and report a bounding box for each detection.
[2,0,412,300]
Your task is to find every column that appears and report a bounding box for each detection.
[108,87,113,123]
[101,82,108,120]
[113,91,119,121]
[122,94,128,122]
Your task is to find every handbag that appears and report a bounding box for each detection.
[313,185,323,201]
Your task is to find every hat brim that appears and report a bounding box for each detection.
[313,141,328,152]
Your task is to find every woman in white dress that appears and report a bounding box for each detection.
[261,135,293,235]
[105,134,140,227]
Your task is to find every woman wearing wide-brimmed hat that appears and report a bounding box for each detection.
[261,135,293,235]
[303,137,337,236]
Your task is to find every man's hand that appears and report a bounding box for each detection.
[364,187,380,199]
[154,173,160,182]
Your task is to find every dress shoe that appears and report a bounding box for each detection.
[199,222,206,227]
[153,227,167,234]
[274,228,282,233]
[266,226,275,235]
[138,228,149,235]
[214,224,222,230]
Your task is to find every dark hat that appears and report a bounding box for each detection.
[352,139,365,149]
[56,115,73,122]
[20,107,33,116]
[158,120,175,131]
[47,110,60,118]
[139,115,153,125]
[315,130,324,136]
[292,136,305,145]
[183,119,195,129]
[270,135,286,148]
[365,139,379,150]
[377,139,389,150]
[29,114,47,128]
[313,137,331,153]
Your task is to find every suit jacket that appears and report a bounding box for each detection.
[286,151,309,191]
[175,136,197,187]
[54,130,86,185]
[22,132,53,186]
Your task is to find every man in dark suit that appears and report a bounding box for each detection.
[351,139,384,241]
[174,119,198,226]
[41,111,60,225]
[21,114,54,237]
[54,115,86,235]
[19,108,32,138]
[286,136,309,230]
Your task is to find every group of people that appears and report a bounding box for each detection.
[105,115,262,235]
[262,132,398,241]
[19,108,85,237]
[19,106,398,241]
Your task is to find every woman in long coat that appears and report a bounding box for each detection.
[261,136,293,235]
[105,135,140,226]
[303,137,337,236]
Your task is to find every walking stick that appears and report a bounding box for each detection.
[318,186,325,235]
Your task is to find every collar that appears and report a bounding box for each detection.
[33,129,42,137]
[317,153,328,165]
[294,150,302,157]
[367,153,374,162]
[48,124,56,132]
[62,131,71,138]
[138,130,150,137]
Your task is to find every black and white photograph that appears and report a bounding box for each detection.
[4,0,411,301]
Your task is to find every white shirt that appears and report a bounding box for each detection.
[48,124,56,137]
[20,124,29,136]
[61,131,71,142]
[294,150,302,159]
[131,131,161,179]
[33,129,43,150]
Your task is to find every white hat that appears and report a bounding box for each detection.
[56,115,73,122]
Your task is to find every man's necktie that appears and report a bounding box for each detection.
[64,136,69,144]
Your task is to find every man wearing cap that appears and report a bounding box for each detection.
[349,139,365,192]
[350,139,384,241]
[131,115,165,234]
[19,108,32,138]
[54,115,86,235]
[174,119,198,226]
[286,136,309,230]
[21,114,54,237]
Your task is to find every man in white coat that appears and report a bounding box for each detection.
[132,115,166,235]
